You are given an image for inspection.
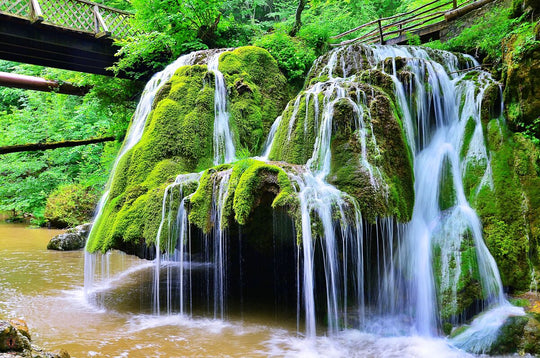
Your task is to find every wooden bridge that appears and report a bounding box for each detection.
[331,0,495,46]
[0,0,136,76]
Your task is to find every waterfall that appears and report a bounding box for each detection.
[153,173,201,316]
[85,49,229,303]
[86,43,525,353]
[84,53,203,298]
[264,43,518,342]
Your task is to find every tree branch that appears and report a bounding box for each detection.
[0,136,116,155]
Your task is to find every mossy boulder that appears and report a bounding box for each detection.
[486,314,540,355]
[86,47,289,254]
[434,228,485,323]
[219,46,289,155]
[473,121,539,291]
[468,80,540,292]
[268,77,414,222]
[0,319,69,358]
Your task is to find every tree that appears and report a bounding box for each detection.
[289,0,307,36]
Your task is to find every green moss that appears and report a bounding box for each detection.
[233,161,294,225]
[460,117,477,159]
[187,159,297,232]
[359,69,395,99]
[438,156,457,211]
[472,121,537,290]
[435,228,484,322]
[220,46,290,155]
[502,21,540,140]
[488,316,529,355]
[87,47,291,253]
[268,91,320,164]
[369,93,415,221]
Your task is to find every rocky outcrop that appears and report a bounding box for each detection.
[47,223,91,251]
[0,319,69,358]
[502,21,540,139]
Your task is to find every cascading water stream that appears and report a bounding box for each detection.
[84,51,206,301]
[262,43,520,343]
[85,49,232,305]
[208,53,236,165]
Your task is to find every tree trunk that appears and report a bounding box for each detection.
[289,0,307,37]
[0,136,116,155]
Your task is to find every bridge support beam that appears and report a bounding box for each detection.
[0,72,90,96]
[0,14,122,77]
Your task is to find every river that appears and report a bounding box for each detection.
[1,222,520,357]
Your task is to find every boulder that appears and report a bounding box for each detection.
[47,223,91,251]
[487,314,540,355]
[0,319,69,358]
[0,320,26,352]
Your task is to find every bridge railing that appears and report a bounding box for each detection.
[0,0,137,38]
[331,0,475,46]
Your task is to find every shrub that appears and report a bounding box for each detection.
[254,27,316,87]
[44,183,98,228]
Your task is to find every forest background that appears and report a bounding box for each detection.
[0,0,536,227]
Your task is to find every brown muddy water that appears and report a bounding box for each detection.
[0,222,514,357]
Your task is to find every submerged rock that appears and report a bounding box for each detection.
[47,223,91,251]
[0,319,68,358]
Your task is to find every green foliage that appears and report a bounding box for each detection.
[405,32,421,46]
[425,5,519,63]
[112,0,224,78]
[254,27,316,86]
[112,0,389,83]
[0,61,138,225]
[44,184,99,228]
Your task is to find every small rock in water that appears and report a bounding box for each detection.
[0,319,70,358]
[0,320,26,352]
[47,223,91,251]
[8,319,30,340]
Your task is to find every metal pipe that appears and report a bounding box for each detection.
[0,71,90,95]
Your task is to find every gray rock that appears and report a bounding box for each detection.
[47,223,91,251]
[66,223,92,237]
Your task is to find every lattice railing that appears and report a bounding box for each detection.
[0,0,30,17]
[0,0,136,38]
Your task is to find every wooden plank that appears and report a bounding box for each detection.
[29,0,43,23]
[0,136,116,155]
[383,1,452,29]
[383,14,445,38]
[93,5,110,37]
[445,0,497,21]
[378,19,384,44]
[384,21,446,45]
